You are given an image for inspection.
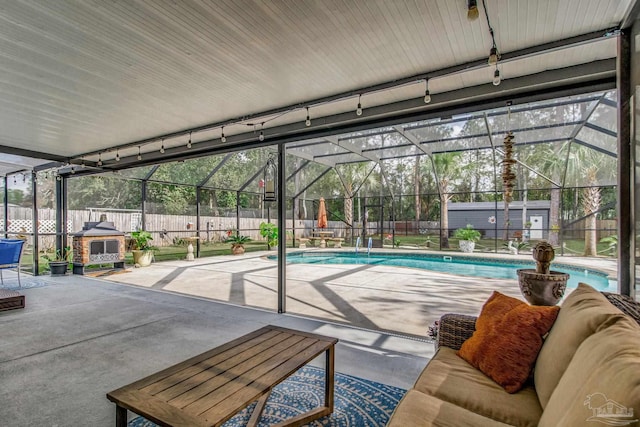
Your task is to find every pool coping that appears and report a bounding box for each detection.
[271,248,619,282]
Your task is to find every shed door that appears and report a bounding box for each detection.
[530,216,543,239]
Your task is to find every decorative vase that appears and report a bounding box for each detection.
[232,244,245,255]
[459,240,475,253]
[132,250,153,267]
[517,241,569,306]
[49,261,69,276]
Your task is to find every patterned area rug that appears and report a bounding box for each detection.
[0,276,53,291]
[128,366,406,427]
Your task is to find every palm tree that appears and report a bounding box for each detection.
[564,146,616,256]
[582,166,601,256]
[431,152,463,248]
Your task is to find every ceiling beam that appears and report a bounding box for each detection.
[0,145,68,163]
[621,0,640,29]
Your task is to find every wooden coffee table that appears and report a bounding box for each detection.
[107,325,338,427]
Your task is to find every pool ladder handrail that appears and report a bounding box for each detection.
[355,236,361,254]
[367,237,373,255]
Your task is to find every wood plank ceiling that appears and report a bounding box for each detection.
[0,0,633,174]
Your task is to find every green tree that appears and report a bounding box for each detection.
[431,152,464,248]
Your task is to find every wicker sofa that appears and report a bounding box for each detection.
[388,285,640,427]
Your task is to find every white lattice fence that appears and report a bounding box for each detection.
[0,219,73,234]
[1,207,345,245]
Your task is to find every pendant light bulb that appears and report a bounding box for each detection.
[160,140,165,154]
[115,150,120,162]
[488,47,499,66]
[467,0,479,21]
[221,126,227,143]
[493,68,501,86]
[424,79,431,104]
[305,107,311,127]
[187,132,192,149]
[137,147,142,161]
[259,124,265,141]
[97,153,103,167]
[356,95,363,116]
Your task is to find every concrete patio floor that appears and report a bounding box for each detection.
[101,248,619,338]
[0,250,619,425]
[0,273,432,426]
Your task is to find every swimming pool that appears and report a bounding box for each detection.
[277,251,614,291]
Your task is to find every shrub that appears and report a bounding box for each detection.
[131,230,154,251]
[259,222,278,248]
[453,224,481,242]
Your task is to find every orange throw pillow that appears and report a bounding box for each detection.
[457,291,560,393]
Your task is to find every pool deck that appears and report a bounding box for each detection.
[101,248,619,338]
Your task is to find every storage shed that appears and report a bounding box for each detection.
[448,201,551,239]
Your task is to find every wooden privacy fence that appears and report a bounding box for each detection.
[5,207,347,247]
[3,206,618,248]
[564,219,617,239]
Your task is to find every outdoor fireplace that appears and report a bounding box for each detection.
[72,220,125,275]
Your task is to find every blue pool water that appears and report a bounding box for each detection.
[278,251,614,291]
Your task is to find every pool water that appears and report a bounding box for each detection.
[279,251,614,291]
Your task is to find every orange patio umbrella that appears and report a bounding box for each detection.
[317,197,328,229]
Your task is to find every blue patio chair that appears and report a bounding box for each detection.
[0,239,25,287]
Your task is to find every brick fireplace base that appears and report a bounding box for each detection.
[73,261,126,275]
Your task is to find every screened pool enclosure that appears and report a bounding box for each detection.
[2,89,619,275]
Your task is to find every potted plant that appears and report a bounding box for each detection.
[454,224,481,253]
[44,246,72,276]
[228,232,251,255]
[259,222,278,250]
[130,230,155,267]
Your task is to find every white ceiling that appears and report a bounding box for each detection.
[0,0,633,174]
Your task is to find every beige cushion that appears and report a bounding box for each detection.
[415,347,542,427]
[538,318,640,427]
[387,389,512,427]
[535,283,626,408]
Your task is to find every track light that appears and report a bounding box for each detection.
[305,107,311,127]
[97,153,103,167]
[467,0,479,21]
[115,149,120,161]
[160,139,165,154]
[259,123,265,141]
[187,132,192,149]
[356,94,363,116]
[137,146,142,161]
[221,126,227,143]
[493,67,501,86]
[424,79,431,104]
